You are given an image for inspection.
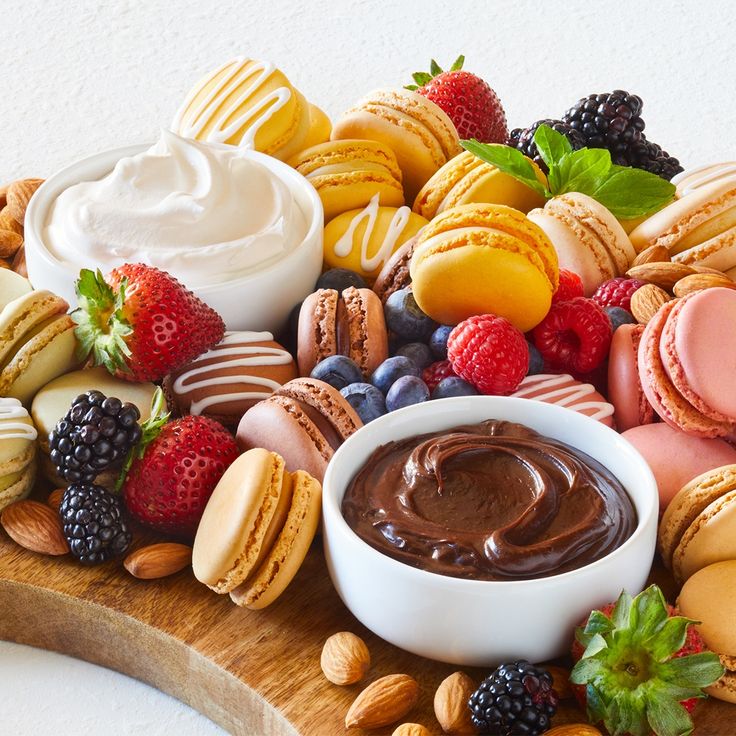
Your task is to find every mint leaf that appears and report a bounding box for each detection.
[461,139,548,197]
[589,165,676,218]
[533,124,573,171]
[553,147,612,195]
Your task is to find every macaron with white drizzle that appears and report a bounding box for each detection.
[0,397,38,511]
[323,194,428,282]
[164,331,298,429]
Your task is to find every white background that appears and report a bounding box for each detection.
[2,0,735,733]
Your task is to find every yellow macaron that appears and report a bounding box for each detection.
[323,194,428,282]
[0,397,37,512]
[0,290,79,406]
[289,139,404,222]
[171,57,330,161]
[413,150,547,219]
[331,88,462,201]
[409,204,559,331]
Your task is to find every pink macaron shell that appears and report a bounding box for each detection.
[622,423,736,510]
[669,288,736,420]
[638,299,735,438]
[608,323,654,431]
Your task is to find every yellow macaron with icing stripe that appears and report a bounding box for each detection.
[289,139,404,222]
[410,204,559,331]
[0,397,37,512]
[413,150,547,219]
[322,194,429,282]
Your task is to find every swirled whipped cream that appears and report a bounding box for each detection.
[44,130,307,287]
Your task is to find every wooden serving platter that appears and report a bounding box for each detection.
[0,528,732,735]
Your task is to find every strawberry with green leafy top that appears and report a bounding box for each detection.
[72,264,225,383]
[571,585,724,736]
[406,55,508,143]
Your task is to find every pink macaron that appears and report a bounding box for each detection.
[622,423,736,510]
[608,323,656,431]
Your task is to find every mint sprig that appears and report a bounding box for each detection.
[461,125,675,218]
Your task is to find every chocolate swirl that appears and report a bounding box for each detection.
[341,420,636,581]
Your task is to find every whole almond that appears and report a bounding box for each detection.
[631,244,670,266]
[546,725,603,736]
[321,631,370,685]
[0,207,23,236]
[12,245,27,277]
[673,272,736,297]
[345,673,419,729]
[1,500,69,555]
[690,264,726,275]
[0,230,23,258]
[6,179,43,225]
[0,259,9,270]
[392,724,431,736]
[434,671,475,733]
[630,284,671,325]
[47,488,65,512]
[626,262,695,290]
[124,542,192,579]
[544,664,573,700]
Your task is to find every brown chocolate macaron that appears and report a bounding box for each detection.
[164,331,297,429]
[372,235,417,304]
[236,377,362,483]
[297,286,387,377]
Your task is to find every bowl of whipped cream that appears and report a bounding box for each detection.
[24,130,323,332]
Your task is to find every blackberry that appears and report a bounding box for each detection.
[622,138,683,181]
[59,483,132,565]
[468,660,558,735]
[49,390,142,483]
[509,119,586,172]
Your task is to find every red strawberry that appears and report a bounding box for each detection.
[72,264,225,382]
[570,585,724,736]
[407,56,508,143]
[122,395,239,538]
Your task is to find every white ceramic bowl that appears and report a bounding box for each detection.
[323,396,658,666]
[24,144,323,333]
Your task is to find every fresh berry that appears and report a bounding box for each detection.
[553,269,585,304]
[468,660,558,735]
[310,355,363,390]
[526,342,545,376]
[447,315,529,395]
[72,265,225,382]
[49,391,142,484]
[592,277,647,312]
[370,356,420,395]
[395,342,434,370]
[431,376,478,400]
[429,325,454,359]
[122,404,239,538]
[385,375,430,411]
[571,586,724,736]
[408,55,507,143]
[316,268,368,291]
[340,383,387,424]
[510,119,586,172]
[59,483,132,565]
[606,306,637,333]
[384,288,438,341]
[532,297,612,374]
[422,360,456,392]
[624,137,683,181]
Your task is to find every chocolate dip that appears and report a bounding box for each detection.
[341,420,636,581]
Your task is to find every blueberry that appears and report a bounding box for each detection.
[370,356,420,395]
[384,288,437,341]
[527,342,545,376]
[606,306,636,332]
[311,355,363,390]
[395,342,433,370]
[340,383,387,423]
[386,376,430,411]
[431,376,479,399]
[429,325,453,359]
[316,268,368,292]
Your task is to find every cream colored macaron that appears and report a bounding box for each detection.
[0,397,37,512]
[0,269,32,311]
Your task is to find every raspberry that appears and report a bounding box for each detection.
[448,315,529,395]
[422,360,456,392]
[591,277,646,312]
[553,269,585,304]
[532,297,612,374]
